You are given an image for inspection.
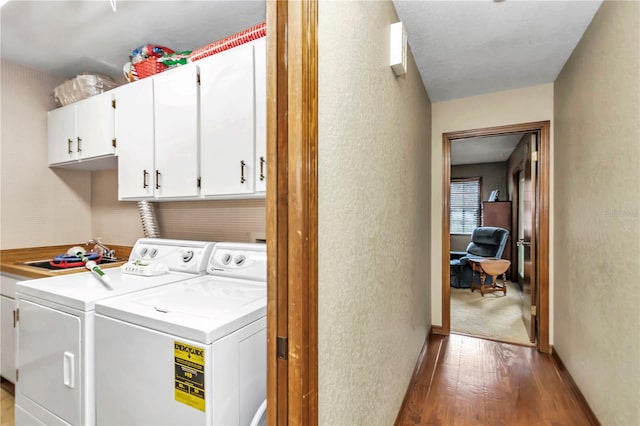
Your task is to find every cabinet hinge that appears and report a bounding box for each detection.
[197,177,201,188]
[112,138,117,148]
[112,99,116,109]
[277,336,288,360]
[197,73,201,85]
[531,151,538,162]
[16,369,19,382]
[530,305,537,316]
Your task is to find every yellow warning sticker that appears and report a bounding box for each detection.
[174,341,205,412]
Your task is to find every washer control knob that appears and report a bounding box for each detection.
[234,254,246,266]
[139,247,148,257]
[149,248,158,258]
[182,250,194,262]
[221,253,232,265]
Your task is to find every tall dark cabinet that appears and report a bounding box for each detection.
[482,201,512,267]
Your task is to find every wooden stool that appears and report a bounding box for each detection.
[469,258,511,296]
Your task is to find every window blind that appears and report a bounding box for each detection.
[450,178,481,234]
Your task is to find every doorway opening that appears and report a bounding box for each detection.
[449,132,533,346]
[441,121,550,353]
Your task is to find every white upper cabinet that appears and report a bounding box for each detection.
[49,38,267,200]
[153,63,200,199]
[48,91,116,170]
[199,42,255,196]
[76,92,116,159]
[254,37,267,193]
[114,78,155,199]
[47,103,77,165]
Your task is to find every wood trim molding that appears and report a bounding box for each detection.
[267,1,319,424]
[394,332,432,426]
[441,121,551,353]
[552,348,601,426]
[266,1,287,424]
[536,123,551,353]
[431,325,446,336]
[441,137,451,335]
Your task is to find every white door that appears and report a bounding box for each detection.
[254,38,267,193]
[47,104,77,165]
[17,299,81,425]
[199,43,255,195]
[154,64,200,198]
[115,78,155,199]
[0,295,15,383]
[76,92,115,160]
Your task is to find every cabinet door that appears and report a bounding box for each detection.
[115,79,155,199]
[154,64,200,198]
[0,295,15,383]
[254,38,267,193]
[200,43,255,195]
[17,299,81,425]
[47,104,77,164]
[76,91,115,160]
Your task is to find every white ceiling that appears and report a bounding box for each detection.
[0,0,265,81]
[1,0,602,164]
[393,0,603,102]
[451,134,523,166]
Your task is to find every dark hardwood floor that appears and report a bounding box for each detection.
[396,333,597,426]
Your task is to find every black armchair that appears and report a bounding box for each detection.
[450,226,509,288]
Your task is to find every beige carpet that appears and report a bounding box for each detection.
[450,281,534,346]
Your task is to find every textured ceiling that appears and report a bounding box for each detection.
[393,0,603,102]
[0,0,265,81]
[451,134,523,166]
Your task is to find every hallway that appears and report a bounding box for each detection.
[396,333,597,426]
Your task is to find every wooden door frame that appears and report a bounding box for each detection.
[266,0,319,425]
[510,161,525,281]
[441,121,550,353]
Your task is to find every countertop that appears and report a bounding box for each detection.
[0,243,132,279]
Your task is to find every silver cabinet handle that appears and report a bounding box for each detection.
[259,156,265,181]
[155,170,161,189]
[143,170,149,188]
[240,160,246,184]
[67,138,73,154]
[77,137,82,153]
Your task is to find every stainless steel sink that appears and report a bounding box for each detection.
[23,258,121,271]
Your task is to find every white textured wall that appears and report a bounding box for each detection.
[0,60,92,249]
[431,84,554,339]
[90,169,143,245]
[91,170,266,246]
[318,1,431,424]
[554,1,640,424]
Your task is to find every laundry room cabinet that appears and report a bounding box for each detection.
[115,38,266,201]
[114,77,155,199]
[153,62,200,199]
[47,91,116,170]
[1,272,26,385]
[199,42,256,195]
[254,37,267,193]
[115,64,200,200]
[1,295,15,382]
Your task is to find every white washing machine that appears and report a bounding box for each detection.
[94,242,267,426]
[14,238,214,426]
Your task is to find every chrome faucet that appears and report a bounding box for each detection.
[86,239,116,260]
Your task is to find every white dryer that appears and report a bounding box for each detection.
[14,238,214,426]
[94,242,267,426]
